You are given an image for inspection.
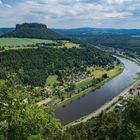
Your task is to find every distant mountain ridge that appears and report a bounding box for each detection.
[1,23,63,40]
[53,27,140,36]
[0,28,14,35]
[1,26,140,39]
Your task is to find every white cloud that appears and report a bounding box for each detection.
[106,0,126,5]
[0,0,139,28]
[103,11,132,18]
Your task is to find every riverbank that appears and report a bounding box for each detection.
[37,97,52,106]
[66,79,140,127]
[116,53,140,65]
[36,65,123,107]
[56,64,124,107]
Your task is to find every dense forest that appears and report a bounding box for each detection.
[0,75,63,140]
[0,44,116,87]
[77,35,140,56]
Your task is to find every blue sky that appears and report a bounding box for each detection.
[0,0,140,29]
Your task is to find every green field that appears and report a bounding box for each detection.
[88,66,122,78]
[55,42,80,48]
[76,65,122,89]
[92,69,107,78]
[0,37,56,47]
[75,77,93,89]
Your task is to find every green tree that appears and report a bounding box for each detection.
[119,97,140,140]
[65,84,75,93]
[0,75,62,140]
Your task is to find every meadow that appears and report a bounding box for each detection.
[55,42,80,48]
[75,65,122,89]
[0,37,56,47]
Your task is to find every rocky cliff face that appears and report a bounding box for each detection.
[16,23,47,30]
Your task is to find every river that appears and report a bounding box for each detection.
[55,57,140,125]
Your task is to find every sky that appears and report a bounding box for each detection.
[0,0,140,29]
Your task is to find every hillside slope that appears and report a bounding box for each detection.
[0,45,116,86]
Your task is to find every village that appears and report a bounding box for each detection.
[45,71,93,95]
[114,80,140,111]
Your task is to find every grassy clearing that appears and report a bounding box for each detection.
[92,69,107,78]
[0,37,56,47]
[75,77,93,89]
[46,75,58,85]
[87,66,107,78]
[56,42,80,48]
[107,68,121,78]
[89,65,122,78]
[76,66,121,89]
[0,38,80,53]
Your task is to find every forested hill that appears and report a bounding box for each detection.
[54,28,140,58]
[54,28,140,36]
[1,23,63,40]
[0,44,117,86]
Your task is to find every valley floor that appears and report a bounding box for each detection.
[36,64,123,107]
[54,64,124,107]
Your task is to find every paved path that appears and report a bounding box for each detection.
[37,98,52,106]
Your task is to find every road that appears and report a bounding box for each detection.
[37,98,52,106]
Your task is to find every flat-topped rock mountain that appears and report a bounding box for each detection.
[1,23,63,40]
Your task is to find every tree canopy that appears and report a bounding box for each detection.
[0,74,62,140]
[0,46,117,86]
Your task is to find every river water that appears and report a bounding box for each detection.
[55,57,140,125]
